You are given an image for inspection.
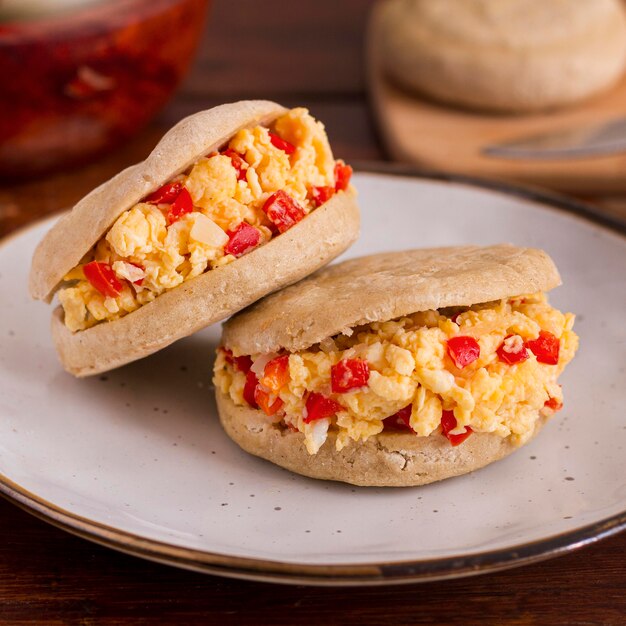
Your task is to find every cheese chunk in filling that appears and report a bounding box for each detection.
[213,294,578,454]
[58,108,352,332]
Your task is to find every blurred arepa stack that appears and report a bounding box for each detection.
[369,0,626,194]
[379,0,626,113]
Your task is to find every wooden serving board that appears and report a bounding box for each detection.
[367,2,626,194]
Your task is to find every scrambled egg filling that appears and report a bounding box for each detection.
[59,108,342,332]
[214,294,578,454]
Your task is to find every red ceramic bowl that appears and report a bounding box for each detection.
[0,0,209,178]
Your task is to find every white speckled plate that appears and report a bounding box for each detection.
[1,170,625,585]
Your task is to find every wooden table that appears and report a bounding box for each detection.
[0,2,624,623]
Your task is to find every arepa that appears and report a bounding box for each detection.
[380,0,626,113]
[214,245,579,487]
[29,100,360,376]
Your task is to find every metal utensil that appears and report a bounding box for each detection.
[483,118,626,160]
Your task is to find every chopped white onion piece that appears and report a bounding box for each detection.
[112,261,145,284]
[503,334,524,353]
[190,214,229,247]
[304,418,330,455]
[250,352,279,377]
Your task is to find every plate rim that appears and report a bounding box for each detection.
[2,166,625,586]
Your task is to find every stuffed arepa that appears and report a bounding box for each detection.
[29,100,359,376]
[214,245,579,487]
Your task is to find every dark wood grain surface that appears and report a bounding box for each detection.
[0,1,624,623]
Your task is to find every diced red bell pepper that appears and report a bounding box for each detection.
[544,397,563,412]
[382,405,414,432]
[269,132,296,155]
[447,335,481,369]
[527,331,560,365]
[221,348,253,374]
[243,371,260,408]
[254,387,284,416]
[145,182,182,204]
[334,160,353,191]
[331,359,370,393]
[260,355,290,394]
[83,261,123,298]
[310,185,335,207]
[440,410,473,446]
[262,190,306,233]
[221,347,234,364]
[166,188,194,225]
[304,392,343,423]
[234,355,253,374]
[224,222,261,257]
[222,149,248,181]
[496,334,529,365]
